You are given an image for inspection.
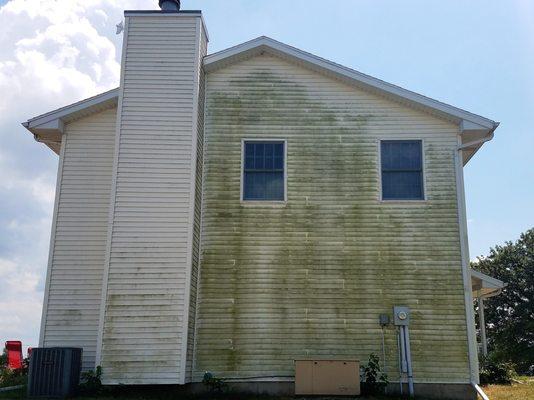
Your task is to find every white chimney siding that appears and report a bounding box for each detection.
[96,11,208,385]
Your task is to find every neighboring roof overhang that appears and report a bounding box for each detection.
[471,269,507,298]
[22,88,119,154]
[23,36,498,162]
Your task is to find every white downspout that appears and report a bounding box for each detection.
[473,383,490,400]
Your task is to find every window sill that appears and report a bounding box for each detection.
[240,201,287,208]
[379,199,428,204]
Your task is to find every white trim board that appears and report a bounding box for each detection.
[455,136,479,384]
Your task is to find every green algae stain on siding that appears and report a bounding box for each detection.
[195,55,469,383]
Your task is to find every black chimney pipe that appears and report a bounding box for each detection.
[159,0,181,11]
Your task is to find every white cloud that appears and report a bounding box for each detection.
[0,0,156,350]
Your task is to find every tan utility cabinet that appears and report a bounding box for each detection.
[295,359,360,395]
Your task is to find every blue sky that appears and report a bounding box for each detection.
[0,0,532,349]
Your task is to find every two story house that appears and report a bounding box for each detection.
[22,2,501,399]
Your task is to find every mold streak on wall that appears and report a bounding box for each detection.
[42,108,116,371]
[195,54,469,384]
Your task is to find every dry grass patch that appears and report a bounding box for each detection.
[482,378,534,400]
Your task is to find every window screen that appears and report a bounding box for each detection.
[243,141,285,201]
[381,140,424,200]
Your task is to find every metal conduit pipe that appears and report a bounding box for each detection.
[397,327,403,395]
[394,306,414,397]
[404,326,415,396]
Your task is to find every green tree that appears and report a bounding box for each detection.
[472,228,534,374]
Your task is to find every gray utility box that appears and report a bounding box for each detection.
[28,347,82,398]
[393,306,411,326]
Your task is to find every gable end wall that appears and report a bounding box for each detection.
[195,54,470,384]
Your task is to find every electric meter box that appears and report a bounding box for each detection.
[393,306,410,326]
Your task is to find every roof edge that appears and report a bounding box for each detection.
[24,88,119,129]
[204,36,497,131]
[471,269,506,289]
[23,88,119,154]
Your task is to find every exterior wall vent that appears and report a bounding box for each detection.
[28,348,82,398]
[159,0,180,11]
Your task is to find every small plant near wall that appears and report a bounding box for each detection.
[202,371,228,394]
[479,355,517,385]
[78,365,103,395]
[361,353,388,395]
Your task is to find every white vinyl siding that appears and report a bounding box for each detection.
[186,26,208,383]
[196,54,469,383]
[99,14,206,385]
[41,108,116,371]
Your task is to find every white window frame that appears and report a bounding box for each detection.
[377,138,427,202]
[241,138,288,205]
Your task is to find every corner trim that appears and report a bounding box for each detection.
[95,16,130,370]
[454,136,479,383]
[38,132,67,346]
[179,16,204,385]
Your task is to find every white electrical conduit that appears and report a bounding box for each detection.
[397,326,415,397]
[404,326,414,396]
[397,327,403,395]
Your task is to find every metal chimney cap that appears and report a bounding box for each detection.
[159,0,181,11]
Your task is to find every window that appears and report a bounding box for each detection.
[243,141,285,201]
[381,140,424,200]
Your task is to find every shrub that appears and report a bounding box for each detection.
[78,365,103,395]
[479,355,517,385]
[202,371,228,394]
[361,353,388,395]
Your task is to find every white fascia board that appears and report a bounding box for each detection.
[23,88,119,130]
[22,88,119,154]
[204,36,498,131]
[471,269,506,289]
